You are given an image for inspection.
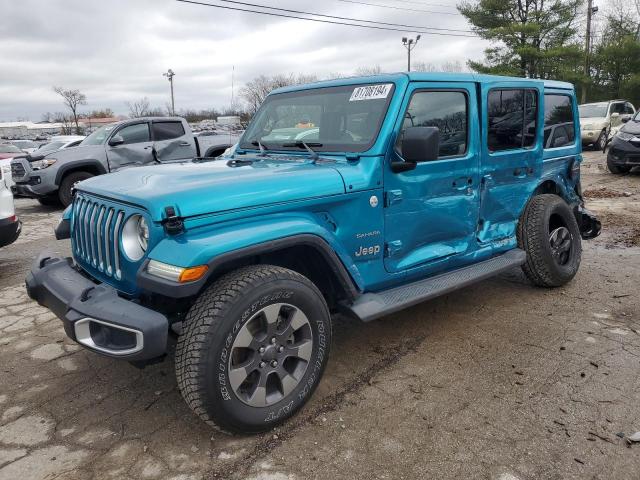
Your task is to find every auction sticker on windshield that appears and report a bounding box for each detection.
[349,84,393,102]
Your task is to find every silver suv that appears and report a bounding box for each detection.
[579,100,635,150]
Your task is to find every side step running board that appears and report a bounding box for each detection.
[345,249,526,322]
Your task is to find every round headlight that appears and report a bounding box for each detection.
[121,214,148,261]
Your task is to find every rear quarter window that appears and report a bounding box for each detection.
[543,94,575,149]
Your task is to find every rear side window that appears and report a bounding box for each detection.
[487,89,538,152]
[398,90,468,158]
[117,123,150,145]
[153,122,185,141]
[543,94,575,149]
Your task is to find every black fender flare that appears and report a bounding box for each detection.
[54,160,108,186]
[203,144,233,158]
[136,234,359,301]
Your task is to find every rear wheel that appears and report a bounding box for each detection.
[517,194,582,287]
[58,171,93,207]
[175,265,331,433]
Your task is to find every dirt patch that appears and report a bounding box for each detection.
[583,187,632,199]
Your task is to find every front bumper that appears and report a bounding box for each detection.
[0,216,21,248]
[26,253,168,361]
[581,129,602,144]
[607,138,640,166]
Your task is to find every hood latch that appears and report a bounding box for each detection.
[162,206,185,235]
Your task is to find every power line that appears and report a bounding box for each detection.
[338,0,462,16]
[384,0,457,8]
[206,0,472,32]
[175,0,477,37]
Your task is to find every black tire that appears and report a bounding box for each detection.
[58,171,94,207]
[595,129,607,151]
[175,265,331,433]
[37,196,61,207]
[607,157,631,174]
[517,194,582,288]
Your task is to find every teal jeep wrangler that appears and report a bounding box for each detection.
[27,73,600,433]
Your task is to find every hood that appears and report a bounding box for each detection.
[77,156,346,220]
[579,117,606,127]
[43,144,104,162]
[620,119,640,135]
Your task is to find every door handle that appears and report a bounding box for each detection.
[452,177,473,190]
[179,141,191,146]
[513,168,528,178]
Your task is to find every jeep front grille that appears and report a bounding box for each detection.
[72,194,125,280]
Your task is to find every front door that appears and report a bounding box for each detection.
[106,122,153,171]
[383,82,480,273]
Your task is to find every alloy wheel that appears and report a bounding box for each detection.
[228,303,313,407]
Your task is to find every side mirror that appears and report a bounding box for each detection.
[621,115,631,123]
[108,134,124,146]
[400,126,440,162]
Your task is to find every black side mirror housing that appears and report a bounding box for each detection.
[401,126,440,162]
[108,134,125,146]
[621,115,630,123]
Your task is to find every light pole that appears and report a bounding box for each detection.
[582,2,598,103]
[163,69,176,115]
[402,35,421,72]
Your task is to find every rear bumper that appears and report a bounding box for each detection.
[0,216,21,247]
[26,253,168,361]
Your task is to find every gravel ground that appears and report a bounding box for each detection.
[0,150,638,480]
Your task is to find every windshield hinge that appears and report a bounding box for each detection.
[162,206,184,235]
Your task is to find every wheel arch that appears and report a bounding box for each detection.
[54,160,107,186]
[204,144,232,158]
[138,234,360,309]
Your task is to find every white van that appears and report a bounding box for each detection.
[0,167,21,248]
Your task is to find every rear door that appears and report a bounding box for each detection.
[152,120,197,162]
[478,82,543,244]
[106,122,153,171]
[383,82,481,273]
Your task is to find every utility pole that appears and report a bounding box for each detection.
[402,35,421,72]
[163,69,176,115]
[582,1,598,103]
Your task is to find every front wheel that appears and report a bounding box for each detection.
[175,265,331,433]
[58,171,94,207]
[517,194,582,287]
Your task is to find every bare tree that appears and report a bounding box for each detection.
[412,61,464,73]
[53,86,87,134]
[355,65,383,76]
[126,97,151,118]
[240,73,318,115]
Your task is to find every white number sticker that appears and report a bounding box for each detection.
[349,84,393,102]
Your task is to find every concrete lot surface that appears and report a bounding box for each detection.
[0,150,638,480]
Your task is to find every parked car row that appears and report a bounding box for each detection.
[0,165,20,249]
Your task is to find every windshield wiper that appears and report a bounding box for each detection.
[281,141,322,161]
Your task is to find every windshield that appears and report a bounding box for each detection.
[240,83,395,153]
[38,141,66,154]
[0,144,23,154]
[80,124,115,145]
[11,140,37,148]
[579,104,607,118]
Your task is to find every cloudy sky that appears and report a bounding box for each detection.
[2,0,489,121]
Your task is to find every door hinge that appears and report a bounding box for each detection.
[384,190,403,207]
[385,240,403,257]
